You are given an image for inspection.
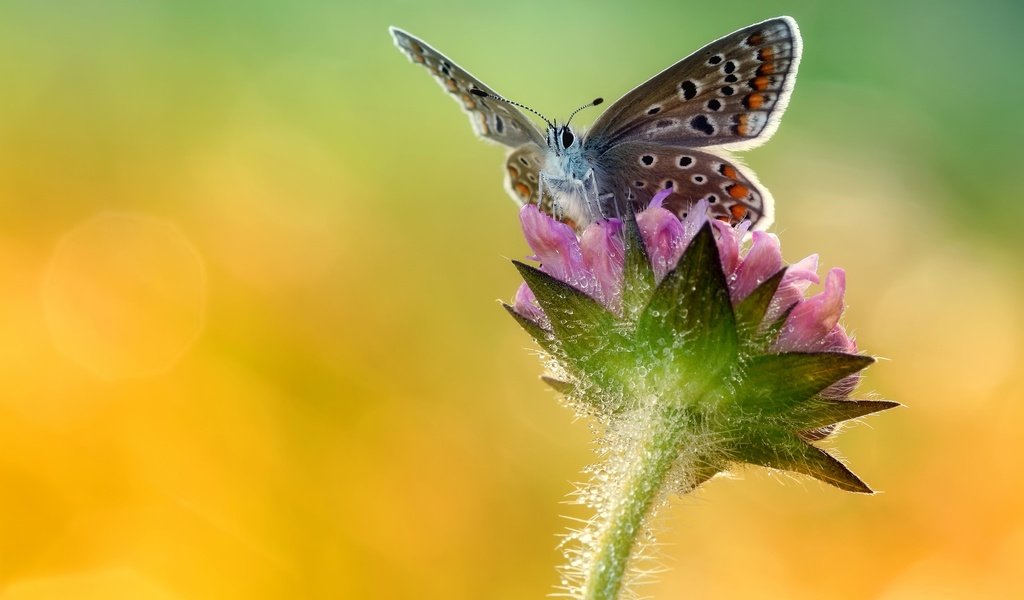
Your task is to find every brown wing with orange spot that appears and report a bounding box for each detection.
[504,144,554,211]
[593,144,772,229]
[585,16,801,154]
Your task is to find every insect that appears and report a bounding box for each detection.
[389,17,801,231]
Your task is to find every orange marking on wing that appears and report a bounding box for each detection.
[412,54,425,64]
[461,94,476,109]
[727,184,750,199]
[752,76,770,91]
[721,165,739,179]
[747,32,764,46]
[758,47,775,62]
[514,183,531,199]
[477,112,490,135]
[410,41,424,54]
[730,204,748,221]
[444,78,457,92]
[744,93,765,110]
[736,114,749,136]
[757,62,775,76]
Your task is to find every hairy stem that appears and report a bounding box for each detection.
[581,405,692,600]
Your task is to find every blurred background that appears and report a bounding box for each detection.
[0,0,1021,598]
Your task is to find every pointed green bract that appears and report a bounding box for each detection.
[793,398,901,430]
[502,302,552,351]
[734,268,786,338]
[513,261,631,385]
[734,352,875,415]
[637,224,738,374]
[760,301,797,350]
[736,430,873,493]
[541,375,575,395]
[621,214,655,321]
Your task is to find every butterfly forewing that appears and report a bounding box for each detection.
[586,17,801,153]
[390,27,544,148]
[594,144,772,228]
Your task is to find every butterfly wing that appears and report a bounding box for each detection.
[504,144,548,207]
[585,17,801,153]
[593,143,773,229]
[390,27,545,148]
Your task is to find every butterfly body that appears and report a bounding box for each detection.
[536,123,606,225]
[391,17,801,231]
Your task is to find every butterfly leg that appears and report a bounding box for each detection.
[582,168,611,221]
[572,177,595,223]
[537,171,554,217]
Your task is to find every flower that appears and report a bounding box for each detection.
[514,190,858,363]
[504,189,897,600]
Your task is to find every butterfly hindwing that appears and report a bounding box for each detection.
[390,27,545,149]
[593,143,772,228]
[504,145,547,208]
[585,17,801,153]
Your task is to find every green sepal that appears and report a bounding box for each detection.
[760,301,796,350]
[792,398,901,431]
[512,261,627,377]
[621,213,655,322]
[501,302,553,351]
[637,223,738,370]
[734,268,786,342]
[734,352,874,415]
[737,430,873,493]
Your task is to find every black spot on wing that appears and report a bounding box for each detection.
[680,80,697,100]
[689,115,715,136]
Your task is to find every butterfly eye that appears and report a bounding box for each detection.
[560,127,575,148]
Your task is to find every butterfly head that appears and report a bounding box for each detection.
[547,97,602,155]
[547,124,578,155]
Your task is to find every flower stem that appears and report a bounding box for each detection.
[582,403,693,600]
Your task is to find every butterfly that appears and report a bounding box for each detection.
[390,17,801,231]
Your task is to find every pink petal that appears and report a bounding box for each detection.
[647,187,674,209]
[679,198,711,250]
[777,268,847,351]
[513,281,547,325]
[731,231,783,302]
[766,254,820,323]
[580,219,625,313]
[783,254,821,293]
[519,204,591,287]
[710,219,743,278]
[637,204,686,283]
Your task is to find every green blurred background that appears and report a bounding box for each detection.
[1,0,1022,598]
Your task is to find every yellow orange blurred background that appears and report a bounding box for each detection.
[1,1,1022,598]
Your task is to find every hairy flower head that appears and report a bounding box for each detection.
[509,189,895,490]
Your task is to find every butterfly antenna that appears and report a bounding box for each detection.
[565,97,604,127]
[469,88,554,128]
